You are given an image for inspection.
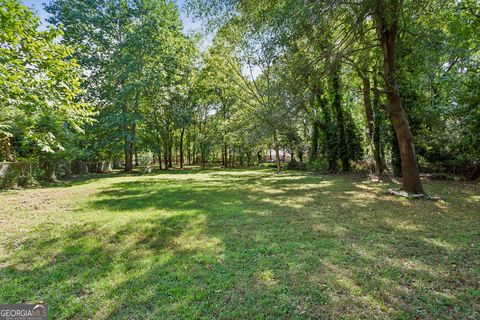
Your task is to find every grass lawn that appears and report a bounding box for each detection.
[0,168,479,319]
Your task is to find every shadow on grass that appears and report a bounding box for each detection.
[1,171,478,319]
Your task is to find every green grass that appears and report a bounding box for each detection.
[0,168,479,319]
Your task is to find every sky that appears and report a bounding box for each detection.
[21,0,203,35]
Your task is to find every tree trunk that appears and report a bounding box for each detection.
[374,1,424,194]
[224,145,228,167]
[373,77,385,175]
[132,91,139,167]
[470,164,480,181]
[297,147,303,162]
[122,103,132,173]
[2,138,15,162]
[315,85,337,172]
[362,75,379,174]
[180,127,185,169]
[273,133,282,173]
[310,120,320,162]
[164,147,168,170]
[363,76,374,145]
[332,63,350,172]
[192,124,196,164]
[168,141,173,168]
[187,127,191,165]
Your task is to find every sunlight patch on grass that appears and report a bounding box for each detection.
[421,237,457,251]
[254,269,277,288]
[0,169,478,319]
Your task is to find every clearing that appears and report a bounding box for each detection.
[0,168,479,319]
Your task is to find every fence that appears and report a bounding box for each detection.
[0,161,116,188]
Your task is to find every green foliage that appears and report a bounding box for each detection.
[2,0,480,183]
[0,0,92,182]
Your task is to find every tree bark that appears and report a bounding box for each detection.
[164,145,168,170]
[372,77,384,175]
[310,120,320,162]
[2,138,14,162]
[122,103,133,173]
[273,133,282,173]
[374,1,424,194]
[133,91,140,167]
[179,127,185,169]
[168,140,173,168]
[362,76,374,144]
[362,75,382,174]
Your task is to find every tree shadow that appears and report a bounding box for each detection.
[1,171,478,319]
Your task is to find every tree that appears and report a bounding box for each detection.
[0,0,92,180]
[372,0,424,194]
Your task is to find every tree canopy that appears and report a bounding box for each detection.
[1,0,479,191]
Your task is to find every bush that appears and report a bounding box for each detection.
[308,158,329,173]
[287,160,308,170]
[0,162,39,188]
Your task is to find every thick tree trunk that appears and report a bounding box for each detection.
[375,2,424,194]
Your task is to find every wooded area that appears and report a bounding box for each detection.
[1,1,480,318]
[1,0,479,193]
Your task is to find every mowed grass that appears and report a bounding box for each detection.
[0,168,479,319]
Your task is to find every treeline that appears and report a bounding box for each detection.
[1,0,479,192]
